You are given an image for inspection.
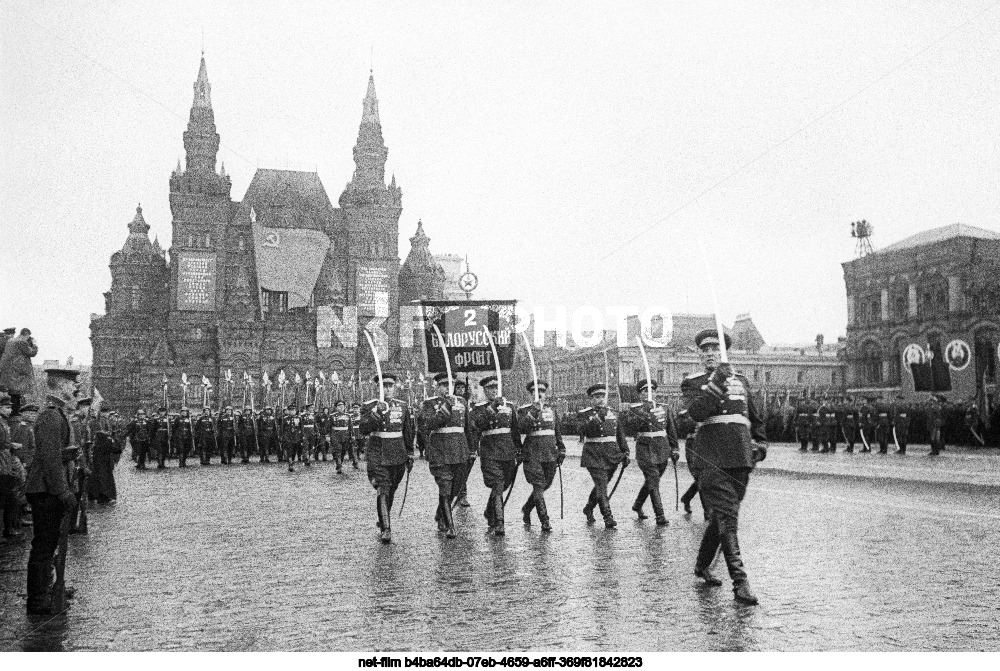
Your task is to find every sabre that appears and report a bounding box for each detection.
[430,322,454,397]
[859,427,871,452]
[673,459,679,512]
[698,240,729,365]
[638,335,677,509]
[521,330,540,404]
[892,426,901,452]
[482,325,503,399]
[363,329,385,403]
[398,467,411,517]
[608,459,627,501]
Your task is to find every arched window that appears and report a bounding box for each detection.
[858,340,883,386]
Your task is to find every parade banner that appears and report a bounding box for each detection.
[356,262,390,317]
[177,252,217,311]
[421,300,517,373]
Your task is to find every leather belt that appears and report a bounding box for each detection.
[332,427,349,431]
[637,430,666,437]
[433,426,465,434]
[374,431,403,439]
[528,429,555,437]
[698,415,751,427]
[482,428,511,436]
[586,436,617,443]
[898,413,907,417]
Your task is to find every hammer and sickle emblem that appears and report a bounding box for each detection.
[263,231,280,247]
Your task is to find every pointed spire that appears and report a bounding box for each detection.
[119,203,154,258]
[399,221,446,302]
[363,73,380,125]
[193,56,212,109]
[403,221,441,271]
[129,204,149,235]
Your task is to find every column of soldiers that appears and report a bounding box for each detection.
[791,393,962,455]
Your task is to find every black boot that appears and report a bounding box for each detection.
[695,519,723,586]
[441,496,456,538]
[734,580,759,605]
[26,558,55,615]
[536,493,552,532]
[435,502,447,532]
[632,487,649,520]
[493,491,505,535]
[378,495,391,544]
[598,494,616,529]
[650,488,668,526]
[522,497,533,525]
[720,529,752,598]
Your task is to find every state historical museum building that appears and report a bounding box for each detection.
[90,57,455,414]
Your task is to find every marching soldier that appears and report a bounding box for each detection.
[300,405,317,466]
[453,379,473,508]
[237,407,256,464]
[358,374,414,543]
[417,372,471,538]
[150,407,171,469]
[195,407,217,465]
[842,397,859,453]
[516,380,564,532]
[315,407,331,461]
[171,409,195,467]
[578,384,629,529]
[217,406,236,465]
[257,407,278,463]
[794,398,812,452]
[328,400,354,473]
[623,379,679,526]
[858,397,876,452]
[875,397,892,454]
[280,406,303,472]
[894,396,911,454]
[127,408,152,470]
[469,375,521,535]
[350,403,365,461]
[682,329,767,606]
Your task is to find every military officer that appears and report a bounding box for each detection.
[842,397,859,453]
[358,374,415,543]
[453,379,474,508]
[328,400,354,473]
[893,396,911,454]
[417,372,470,538]
[578,384,629,529]
[819,396,838,453]
[469,375,521,535]
[794,398,813,451]
[280,406,303,472]
[217,406,236,465]
[194,407,217,465]
[171,408,195,467]
[516,380,564,532]
[928,394,945,455]
[150,407,171,469]
[127,408,152,470]
[623,379,679,526]
[237,407,256,463]
[350,403,365,461]
[300,405,317,466]
[874,397,892,454]
[257,407,278,463]
[858,397,876,452]
[315,407,331,461]
[682,329,767,606]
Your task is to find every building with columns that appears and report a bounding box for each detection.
[842,223,1000,402]
[90,57,458,414]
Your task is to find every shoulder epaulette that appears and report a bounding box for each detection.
[518,403,533,410]
[474,401,488,408]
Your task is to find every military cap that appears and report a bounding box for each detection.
[334,400,346,407]
[587,383,608,397]
[2,327,15,335]
[636,379,657,393]
[0,395,10,407]
[694,329,732,350]
[76,397,92,407]
[21,404,40,413]
[351,402,361,408]
[479,375,499,388]
[286,404,297,410]
[157,406,167,412]
[526,380,548,393]
[433,372,452,384]
[371,373,398,384]
[454,379,467,388]
[303,404,313,409]
[203,405,211,410]
[45,368,80,382]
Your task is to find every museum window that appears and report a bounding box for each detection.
[858,341,883,386]
[797,371,804,384]
[831,371,838,385]
[261,289,288,314]
[764,371,772,384]
[657,369,664,384]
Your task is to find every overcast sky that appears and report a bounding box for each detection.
[3,0,999,364]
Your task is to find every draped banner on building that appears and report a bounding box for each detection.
[421,300,517,373]
[177,252,217,311]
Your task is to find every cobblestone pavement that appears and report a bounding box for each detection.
[2,445,999,651]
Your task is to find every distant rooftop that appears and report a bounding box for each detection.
[880,223,1000,253]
